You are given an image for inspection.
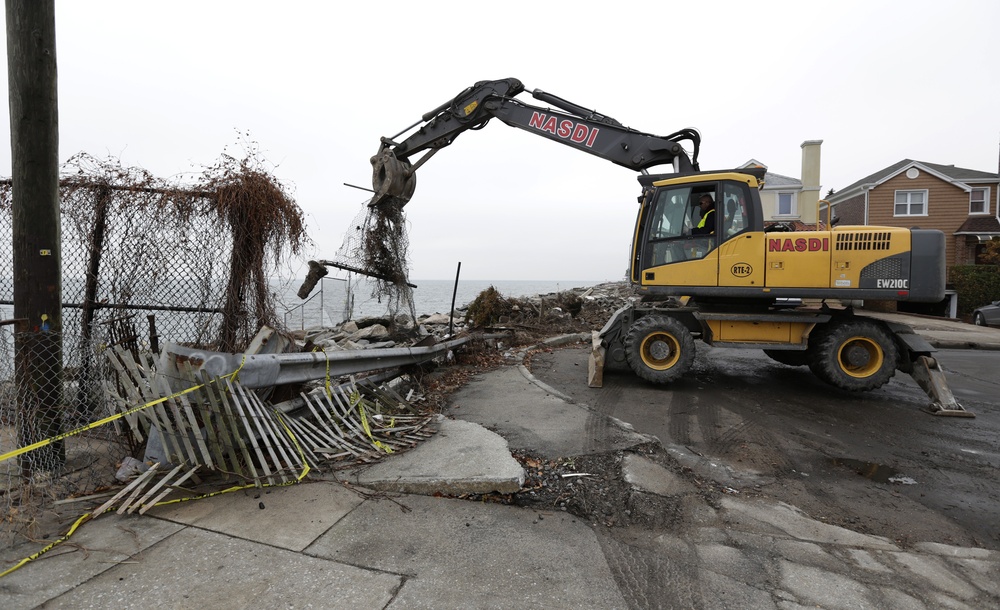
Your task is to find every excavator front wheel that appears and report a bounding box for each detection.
[807,319,898,391]
[624,315,695,384]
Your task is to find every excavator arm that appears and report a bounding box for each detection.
[370,77,700,206]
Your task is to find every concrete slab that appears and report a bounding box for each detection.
[39,526,400,609]
[147,479,364,552]
[779,561,878,609]
[306,493,628,609]
[0,515,183,610]
[886,552,981,600]
[449,366,648,457]
[721,497,900,551]
[698,568,777,610]
[622,453,696,496]
[349,416,525,495]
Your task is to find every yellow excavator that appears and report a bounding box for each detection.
[369,77,969,417]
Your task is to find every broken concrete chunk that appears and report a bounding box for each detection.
[349,323,389,341]
[311,339,344,352]
[421,313,460,325]
[115,456,150,482]
[246,325,294,355]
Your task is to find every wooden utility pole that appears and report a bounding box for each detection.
[6,0,64,474]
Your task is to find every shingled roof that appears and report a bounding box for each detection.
[831,159,999,202]
[955,216,1000,234]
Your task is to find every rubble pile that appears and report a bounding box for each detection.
[296,281,636,352]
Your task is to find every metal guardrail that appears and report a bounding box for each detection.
[159,335,473,390]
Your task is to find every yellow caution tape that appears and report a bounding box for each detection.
[357,399,393,454]
[272,409,311,482]
[0,376,308,580]
[313,345,333,398]
[0,355,247,465]
[0,513,92,579]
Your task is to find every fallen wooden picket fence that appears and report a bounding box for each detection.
[101,345,436,513]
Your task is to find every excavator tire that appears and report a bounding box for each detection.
[763,349,809,367]
[624,314,695,384]
[806,319,898,391]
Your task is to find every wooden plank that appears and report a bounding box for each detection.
[278,417,326,465]
[92,463,159,517]
[127,462,185,514]
[297,398,366,456]
[198,370,241,477]
[101,364,145,443]
[335,386,390,454]
[157,380,200,466]
[233,383,289,483]
[165,371,214,468]
[139,466,201,514]
[109,347,181,461]
[301,393,362,456]
[246,389,303,475]
[326,387,372,443]
[118,346,183,464]
[206,371,259,481]
[359,380,415,414]
[182,364,229,473]
[225,378,274,484]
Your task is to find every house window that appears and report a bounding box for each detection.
[894,190,927,216]
[776,192,796,216]
[970,187,989,214]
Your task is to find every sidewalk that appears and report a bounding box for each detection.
[860,310,1000,350]
[1,315,998,608]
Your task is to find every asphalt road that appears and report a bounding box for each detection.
[528,344,1000,550]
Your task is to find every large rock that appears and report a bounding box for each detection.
[349,323,389,342]
[421,313,459,325]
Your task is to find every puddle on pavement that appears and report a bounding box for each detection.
[830,458,917,484]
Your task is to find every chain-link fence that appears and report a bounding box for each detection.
[0,151,306,546]
[0,326,123,546]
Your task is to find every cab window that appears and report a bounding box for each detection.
[721,183,746,236]
[643,183,717,267]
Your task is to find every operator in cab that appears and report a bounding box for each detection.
[691,194,716,235]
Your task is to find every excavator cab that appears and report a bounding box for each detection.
[630,169,765,289]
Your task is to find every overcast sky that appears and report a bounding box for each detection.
[4,1,999,281]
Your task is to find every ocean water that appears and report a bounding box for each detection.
[279,277,600,330]
[0,277,603,336]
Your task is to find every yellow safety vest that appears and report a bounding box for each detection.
[697,208,714,230]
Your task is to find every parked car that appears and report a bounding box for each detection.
[972,301,1000,327]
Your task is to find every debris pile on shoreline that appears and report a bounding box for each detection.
[293,281,636,351]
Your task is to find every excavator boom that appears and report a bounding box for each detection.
[370,77,700,206]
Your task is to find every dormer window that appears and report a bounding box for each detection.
[970,187,989,214]
[776,192,797,216]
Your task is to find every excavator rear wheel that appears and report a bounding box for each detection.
[624,315,695,384]
[807,319,898,391]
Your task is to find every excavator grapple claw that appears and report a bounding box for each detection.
[370,148,415,207]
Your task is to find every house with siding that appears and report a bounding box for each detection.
[827,160,1000,267]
